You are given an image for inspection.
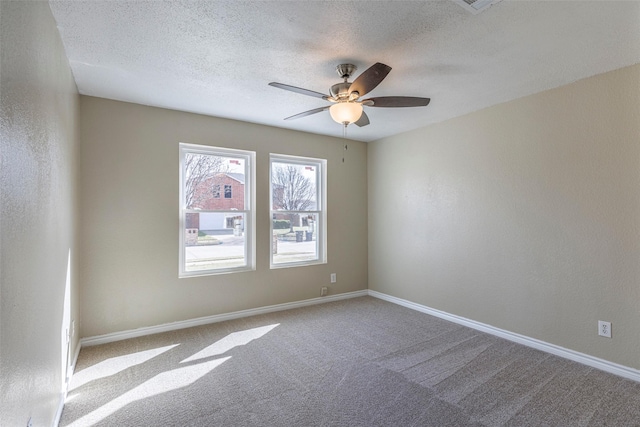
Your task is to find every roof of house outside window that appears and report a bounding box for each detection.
[225,172,245,185]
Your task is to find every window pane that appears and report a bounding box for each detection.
[271,162,317,212]
[180,144,254,277]
[184,212,246,272]
[272,212,318,265]
[184,153,245,210]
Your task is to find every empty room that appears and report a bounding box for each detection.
[2,0,640,426]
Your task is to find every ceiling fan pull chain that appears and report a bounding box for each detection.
[342,124,348,163]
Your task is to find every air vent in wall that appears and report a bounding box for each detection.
[451,0,502,14]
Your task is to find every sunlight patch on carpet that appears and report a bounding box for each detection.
[181,323,279,363]
[70,344,180,390]
[66,356,231,427]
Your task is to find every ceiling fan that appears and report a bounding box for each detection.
[269,62,431,128]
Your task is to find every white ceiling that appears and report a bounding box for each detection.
[49,1,640,142]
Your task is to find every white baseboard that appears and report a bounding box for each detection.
[368,290,640,383]
[70,341,81,376]
[53,391,65,427]
[53,341,81,427]
[81,290,368,347]
[77,288,640,382]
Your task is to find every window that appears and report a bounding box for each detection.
[270,154,326,267]
[179,143,255,276]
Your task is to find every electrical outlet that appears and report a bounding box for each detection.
[330,273,336,283]
[321,286,328,297]
[598,320,612,338]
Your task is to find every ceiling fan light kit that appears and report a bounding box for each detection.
[269,62,430,129]
[329,102,363,125]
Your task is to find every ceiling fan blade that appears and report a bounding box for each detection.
[284,106,330,121]
[269,82,329,100]
[354,111,370,127]
[348,63,392,97]
[362,96,431,107]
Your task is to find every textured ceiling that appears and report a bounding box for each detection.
[49,1,640,142]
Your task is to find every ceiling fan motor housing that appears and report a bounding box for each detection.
[330,82,353,100]
[331,64,359,101]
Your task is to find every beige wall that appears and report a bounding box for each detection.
[1,2,80,426]
[369,64,640,369]
[79,97,367,337]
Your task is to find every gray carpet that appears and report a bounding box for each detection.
[60,297,640,426]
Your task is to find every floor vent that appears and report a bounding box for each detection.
[452,0,502,14]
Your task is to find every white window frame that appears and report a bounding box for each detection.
[179,143,255,277]
[270,154,327,268]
